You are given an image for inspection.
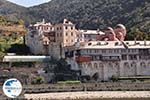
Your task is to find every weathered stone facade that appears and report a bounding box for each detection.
[73,41,150,81]
[80,61,150,81]
[26,19,150,81]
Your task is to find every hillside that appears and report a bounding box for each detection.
[0,0,33,23]
[28,0,150,40]
[1,0,150,39]
[28,0,150,29]
[0,16,27,57]
[0,0,26,20]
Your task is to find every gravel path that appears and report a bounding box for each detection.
[24,91,150,100]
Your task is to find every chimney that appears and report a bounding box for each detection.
[42,19,45,24]
[144,39,146,46]
[97,29,100,32]
[134,38,137,45]
[63,19,68,24]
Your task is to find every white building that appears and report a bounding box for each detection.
[77,30,105,42]
[54,19,77,47]
[26,19,77,59]
[26,19,150,81]
[70,41,150,81]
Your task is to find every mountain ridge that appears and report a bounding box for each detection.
[1,0,150,40]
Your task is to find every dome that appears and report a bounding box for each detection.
[107,27,114,31]
[116,24,126,30]
[107,27,115,35]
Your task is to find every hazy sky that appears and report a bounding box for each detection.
[7,0,51,7]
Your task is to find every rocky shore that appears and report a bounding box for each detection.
[24,91,150,100]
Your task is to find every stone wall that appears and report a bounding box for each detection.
[22,82,150,93]
[80,60,150,81]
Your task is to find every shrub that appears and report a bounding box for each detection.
[57,80,81,84]
[35,76,44,84]
[111,75,119,82]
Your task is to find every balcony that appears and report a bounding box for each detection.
[76,56,92,63]
[101,56,120,61]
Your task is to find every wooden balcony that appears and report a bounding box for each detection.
[76,56,92,63]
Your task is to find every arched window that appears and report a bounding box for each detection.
[94,63,98,69]
[99,63,103,67]
[88,63,92,67]
[140,62,146,68]
[124,62,129,68]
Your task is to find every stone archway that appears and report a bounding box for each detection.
[124,62,137,76]
[114,62,120,76]
[99,63,104,81]
[123,62,129,76]
[140,62,147,75]
[131,62,137,76]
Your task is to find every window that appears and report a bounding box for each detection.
[66,39,68,42]
[71,32,73,36]
[122,55,127,60]
[65,26,68,29]
[71,40,74,42]
[57,27,59,30]
[66,32,68,36]
[71,26,73,30]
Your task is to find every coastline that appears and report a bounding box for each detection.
[24,91,150,100]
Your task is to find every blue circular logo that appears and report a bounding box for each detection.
[3,78,22,98]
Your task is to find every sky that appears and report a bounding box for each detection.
[7,0,51,7]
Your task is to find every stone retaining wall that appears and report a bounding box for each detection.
[23,82,150,93]
[1,82,150,99]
